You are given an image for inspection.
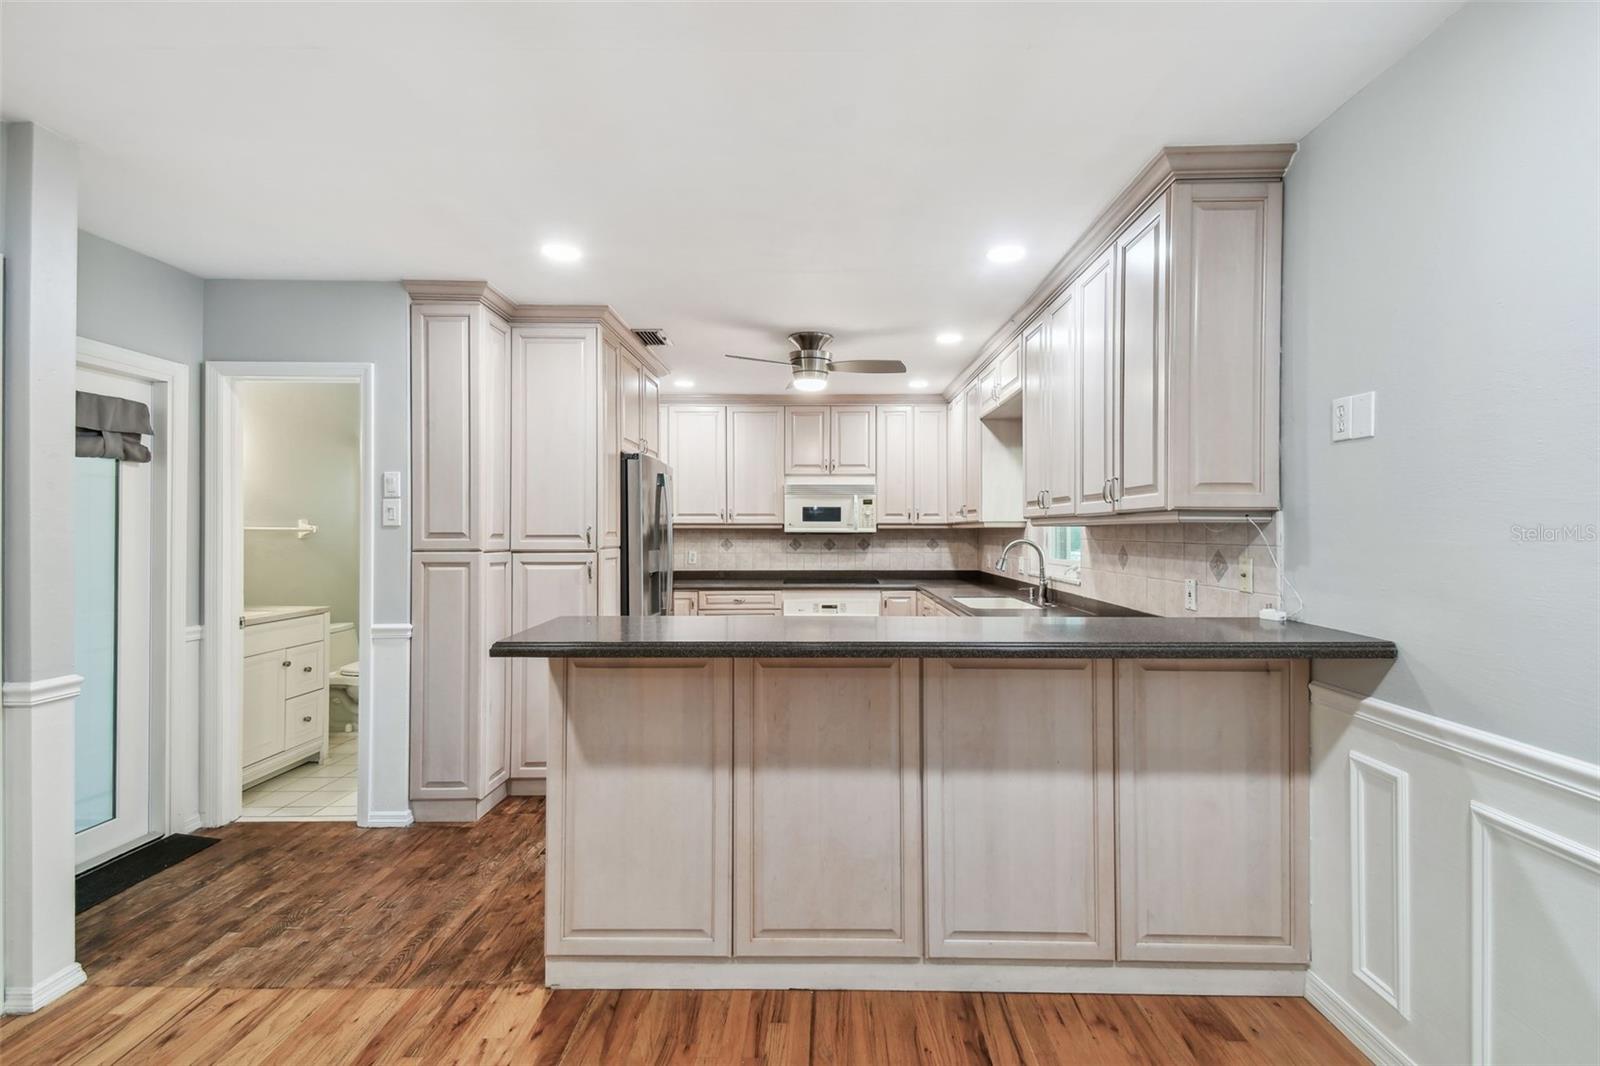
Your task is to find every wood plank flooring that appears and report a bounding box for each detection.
[1,798,1364,1065]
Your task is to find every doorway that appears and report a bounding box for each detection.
[73,341,190,872]
[203,363,376,827]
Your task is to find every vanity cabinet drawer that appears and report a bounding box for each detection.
[284,641,326,698]
[284,689,326,748]
[698,590,780,610]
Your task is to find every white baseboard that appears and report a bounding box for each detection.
[1306,972,1415,1066]
[548,957,1306,995]
[3,963,87,1015]
[361,809,415,828]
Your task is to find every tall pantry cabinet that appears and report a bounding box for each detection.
[407,284,669,821]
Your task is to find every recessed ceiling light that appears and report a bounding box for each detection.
[540,241,583,263]
[935,332,962,346]
[673,378,696,389]
[986,243,1026,264]
[908,379,930,389]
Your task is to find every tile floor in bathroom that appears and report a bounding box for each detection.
[239,731,357,821]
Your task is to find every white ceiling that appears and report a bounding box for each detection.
[3,2,1456,395]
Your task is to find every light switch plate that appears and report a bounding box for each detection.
[381,498,402,527]
[1331,397,1351,441]
[382,471,402,498]
[1349,392,1376,439]
[686,549,698,565]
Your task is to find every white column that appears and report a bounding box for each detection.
[2,121,86,1013]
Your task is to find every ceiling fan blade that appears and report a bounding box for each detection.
[826,359,907,374]
[724,354,795,366]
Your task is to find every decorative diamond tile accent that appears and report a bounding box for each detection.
[926,538,939,549]
[1117,545,1129,569]
[788,538,802,551]
[1209,550,1229,581]
[720,538,733,550]
[856,538,871,551]
[822,538,836,551]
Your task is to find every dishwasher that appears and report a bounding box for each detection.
[781,590,882,617]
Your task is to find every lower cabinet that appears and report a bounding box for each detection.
[546,657,732,956]
[733,658,921,957]
[879,590,917,616]
[1115,659,1309,963]
[510,553,597,787]
[671,591,698,615]
[241,611,331,787]
[923,659,1115,959]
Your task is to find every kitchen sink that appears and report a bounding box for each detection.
[952,596,1043,611]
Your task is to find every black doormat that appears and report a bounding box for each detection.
[76,833,219,913]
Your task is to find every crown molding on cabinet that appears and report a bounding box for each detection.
[401,283,672,378]
[943,142,1298,401]
[664,392,947,407]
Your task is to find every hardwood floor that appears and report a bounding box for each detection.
[1,798,1364,1064]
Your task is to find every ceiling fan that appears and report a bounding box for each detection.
[725,332,906,391]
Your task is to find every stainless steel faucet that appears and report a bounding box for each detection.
[996,538,1049,606]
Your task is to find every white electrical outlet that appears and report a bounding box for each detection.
[1184,578,1197,612]
[1331,397,1351,441]
[1237,556,1254,594]
[382,470,402,498]
[686,549,698,565]
[1349,391,1376,439]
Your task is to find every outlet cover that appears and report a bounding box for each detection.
[1237,555,1254,594]
[1184,578,1198,612]
[1349,391,1376,439]
[1331,396,1351,441]
[686,549,698,565]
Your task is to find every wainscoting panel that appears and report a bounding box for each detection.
[174,625,205,833]
[366,623,415,826]
[1309,684,1600,1066]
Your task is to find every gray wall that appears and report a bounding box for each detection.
[77,231,206,624]
[1282,2,1599,761]
[202,281,411,623]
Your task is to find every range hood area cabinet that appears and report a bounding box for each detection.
[784,404,876,477]
[407,284,667,820]
[1016,176,1284,523]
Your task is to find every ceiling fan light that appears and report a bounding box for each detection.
[791,370,828,392]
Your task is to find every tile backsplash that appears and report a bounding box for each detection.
[673,528,981,571]
[675,520,1281,619]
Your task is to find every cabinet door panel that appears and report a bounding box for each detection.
[1116,659,1309,963]
[830,405,876,475]
[1021,318,1049,517]
[548,658,732,957]
[641,371,661,455]
[601,338,621,548]
[925,659,1114,959]
[411,305,474,548]
[411,554,477,798]
[875,405,914,524]
[963,383,982,519]
[912,405,947,524]
[945,393,965,521]
[1045,286,1080,516]
[511,554,597,778]
[727,405,784,524]
[668,405,727,523]
[784,407,830,475]
[734,658,921,957]
[480,313,512,550]
[880,591,917,617]
[1114,200,1167,512]
[511,326,598,550]
[242,650,287,766]
[284,689,325,750]
[618,348,643,452]
[1076,249,1116,516]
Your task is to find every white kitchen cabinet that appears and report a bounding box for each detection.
[671,591,698,616]
[241,610,332,787]
[697,590,782,616]
[726,405,784,524]
[923,659,1114,959]
[617,343,642,453]
[945,390,966,521]
[640,370,660,456]
[1044,285,1080,516]
[411,302,510,551]
[600,337,622,549]
[980,337,1022,415]
[411,552,512,821]
[879,589,917,616]
[1112,199,1167,512]
[733,658,921,957]
[509,553,597,787]
[1075,247,1117,518]
[666,405,727,523]
[963,381,982,518]
[783,406,830,475]
[875,404,915,524]
[597,547,621,617]
[1021,316,1050,519]
[911,405,948,524]
[546,658,732,958]
[829,405,876,475]
[510,324,598,551]
[1116,659,1309,963]
[784,405,875,476]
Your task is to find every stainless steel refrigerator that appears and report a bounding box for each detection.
[620,451,674,616]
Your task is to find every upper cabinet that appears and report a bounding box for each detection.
[666,404,727,524]
[510,324,598,551]
[726,405,785,524]
[411,302,511,551]
[877,405,947,525]
[617,346,662,458]
[784,405,875,476]
[970,146,1290,525]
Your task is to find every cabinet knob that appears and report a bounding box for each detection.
[303,666,313,673]
[302,715,313,723]
[281,660,292,668]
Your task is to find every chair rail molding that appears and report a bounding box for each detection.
[0,674,85,708]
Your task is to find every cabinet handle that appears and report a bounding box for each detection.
[586,560,594,581]
[732,597,746,604]
[1111,475,1122,502]
[1101,478,1111,505]
[584,525,592,546]
[301,715,313,723]
[281,660,292,668]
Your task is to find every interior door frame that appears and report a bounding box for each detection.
[74,338,190,870]
[203,362,376,827]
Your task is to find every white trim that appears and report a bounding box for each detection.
[362,810,415,828]
[371,623,413,641]
[1311,683,1600,801]
[1468,802,1600,1066]
[2,962,87,1015]
[184,625,203,643]
[0,674,84,708]
[1348,751,1412,1018]
[547,957,1306,995]
[204,362,380,828]
[1306,972,1417,1066]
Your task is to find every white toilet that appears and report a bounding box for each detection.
[328,622,359,732]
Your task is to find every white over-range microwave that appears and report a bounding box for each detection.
[783,476,877,534]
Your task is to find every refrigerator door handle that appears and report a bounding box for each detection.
[658,471,675,611]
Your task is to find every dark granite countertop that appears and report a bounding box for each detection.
[672,569,1140,619]
[491,614,1397,661]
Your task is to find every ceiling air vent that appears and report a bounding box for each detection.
[631,328,671,348]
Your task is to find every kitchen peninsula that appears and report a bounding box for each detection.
[491,615,1395,994]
